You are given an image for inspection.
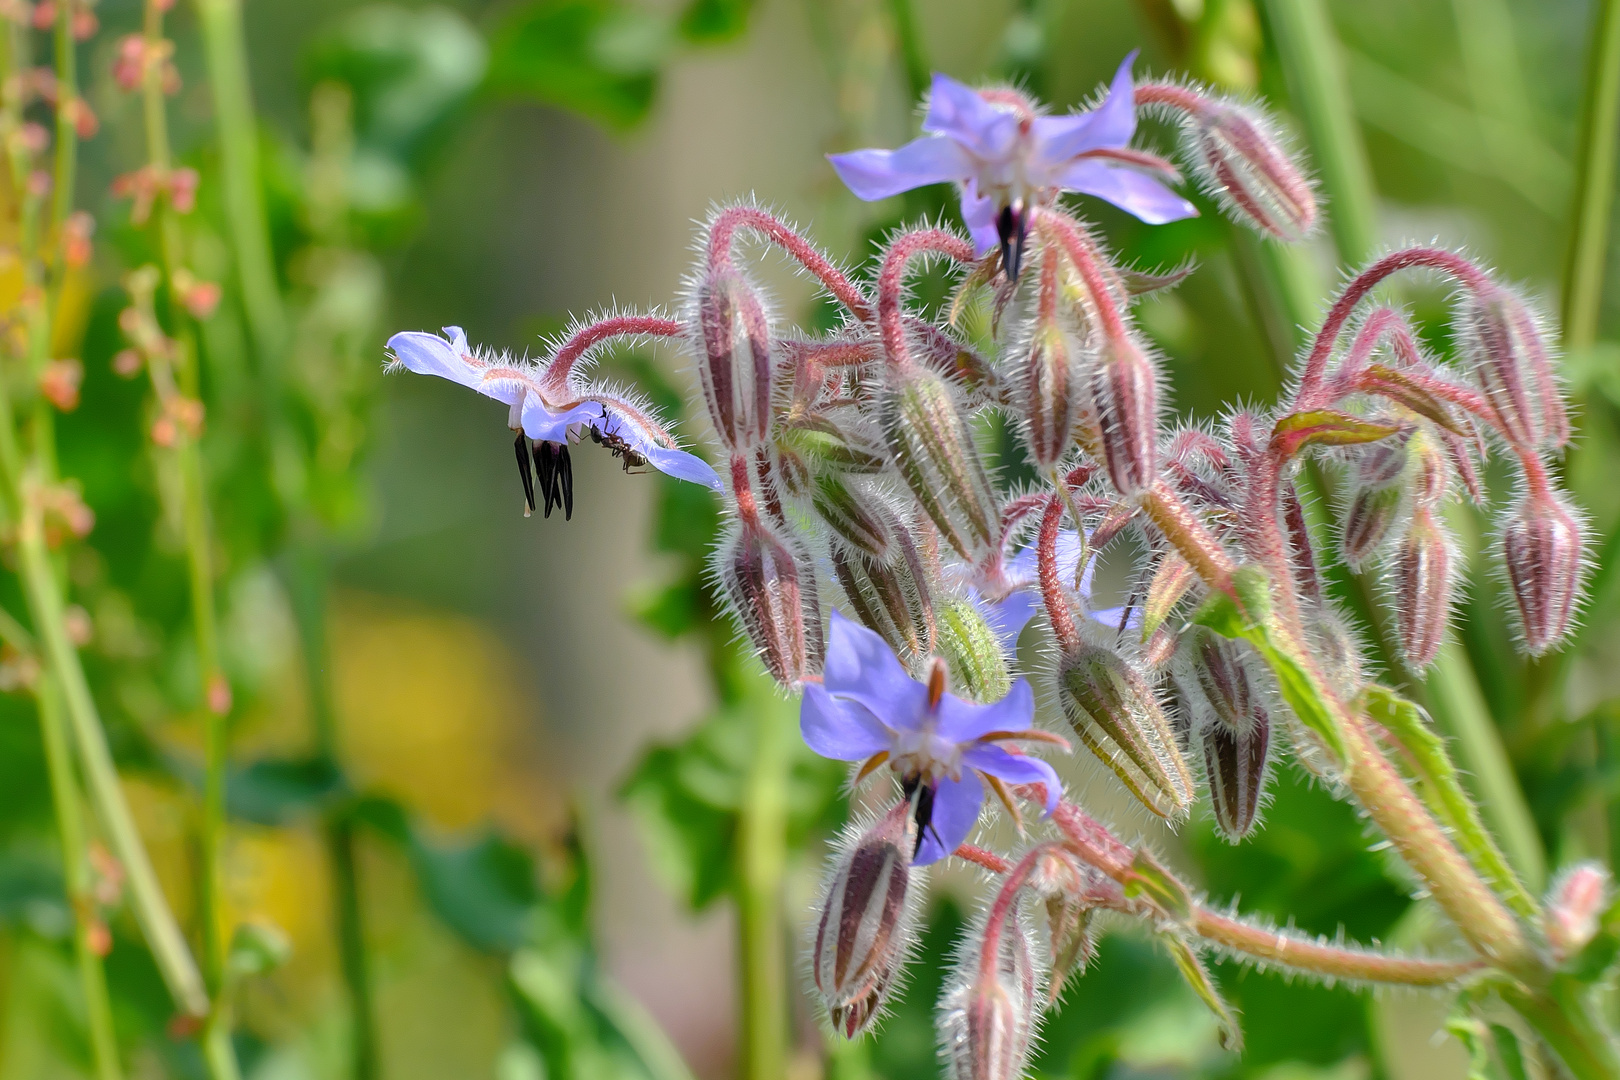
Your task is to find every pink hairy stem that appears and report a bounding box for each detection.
[976,842,1064,981]
[1296,248,1493,408]
[731,453,760,527]
[1133,81,1210,117]
[707,205,872,321]
[952,844,1012,874]
[538,315,685,396]
[1139,481,1237,596]
[876,229,978,371]
[1037,493,1082,655]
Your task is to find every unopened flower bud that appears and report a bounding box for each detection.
[1056,645,1192,818]
[879,366,999,560]
[935,599,1010,703]
[693,266,773,450]
[941,912,1039,1080]
[1184,102,1318,243]
[1458,289,1565,450]
[1174,629,1272,841]
[1393,508,1454,669]
[1016,314,1082,470]
[830,542,933,663]
[38,357,82,411]
[812,473,893,558]
[1090,334,1159,497]
[1502,492,1584,655]
[812,803,918,1039]
[719,519,824,684]
[1545,862,1609,962]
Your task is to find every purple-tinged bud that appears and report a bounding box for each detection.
[1545,862,1609,962]
[1183,102,1318,243]
[1340,484,1403,570]
[1016,316,1083,471]
[1056,645,1193,819]
[940,913,1039,1080]
[693,266,773,450]
[830,542,934,663]
[812,803,919,1038]
[1457,289,1566,450]
[1174,630,1272,841]
[1502,492,1585,655]
[879,366,1000,560]
[719,520,824,685]
[1392,508,1454,669]
[1090,334,1159,497]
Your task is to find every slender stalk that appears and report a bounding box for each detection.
[1500,979,1620,1080]
[1191,907,1481,985]
[38,677,123,1080]
[735,691,790,1080]
[1562,0,1620,354]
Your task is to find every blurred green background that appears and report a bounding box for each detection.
[4,0,1618,1078]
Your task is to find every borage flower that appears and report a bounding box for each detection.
[802,612,1065,865]
[828,52,1195,279]
[974,530,1138,651]
[386,326,722,519]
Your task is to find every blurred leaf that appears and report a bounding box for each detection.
[226,756,346,825]
[678,0,754,43]
[627,577,704,640]
[0,853,68,936]
[487,0,670,131]
[1161,934,1242,1053]
[304,5,488,164]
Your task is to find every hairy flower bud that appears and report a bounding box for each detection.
[1016,313,1082,470]
[1183,102,1318,243]
[1545,862,1609,963]
[1090,334,1159,497]
[1393,508,1454,669]
[1056,645,1193,818]
[935,599,1011,703]
[941,914,1039,1080]
[812,473,893,559]
[1340,436,1411,569]
[1502,493,1584,655]
[1174,629,1272,841]
[1457,289,1565,450]
[880,366,1000,560]
[693,266,773,449]
[812,804,919,1038]
[719,520,824,684]
[830,542,934,663]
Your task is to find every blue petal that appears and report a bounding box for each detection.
[644,446,724,491]
[801,684,892,761]
[520,397,599,441]
[824,611,928,731]
[388,329,483,392]
[914,770,983,865]
[963,744,1061,813]
[983,590,1039,653]
[936,679,1035,743]
[828,136,972,201]
[922,73,1018,158]
[1033,51,1141,167]
[1058,163,1198,225]
[1088,604,1142,633]
[958,180,1000,256]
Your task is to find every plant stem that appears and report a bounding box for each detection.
[1500,979,1620,1080]
[735,689,790,1080]
[1561,0,1620,354]
[37,677,123,1080]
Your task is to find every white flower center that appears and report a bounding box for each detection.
[890,719,964,785]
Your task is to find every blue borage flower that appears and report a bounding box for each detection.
[828,52,1196,279]
[980,528,1140,651]
[386,326,722,518]
[801,612,1064,866]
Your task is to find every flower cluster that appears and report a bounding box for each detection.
[390,54,1594,1078]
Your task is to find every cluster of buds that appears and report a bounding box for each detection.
[395,50,1599,1070]
[111,164,198,224]
[19,0,97,38]
[112,32,178,94]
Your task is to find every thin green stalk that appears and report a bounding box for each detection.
[1562,0,1620,354]
[736,690,791,1080]
[1500,979,1620,1080]
[38,676,123,1080]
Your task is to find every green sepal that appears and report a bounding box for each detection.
[1161,934,1243,1052]
[935,598,1010,703]
[1124,848,1193,923]
[1271,409,1404,458]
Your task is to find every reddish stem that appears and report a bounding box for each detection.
[1134,81,1210,118]
[1140,482,1236,595]
[706,205,872,320]
[1032,208,1128,341]
[976,842,1059,981]
[953,844,1012,873]
[1037,493,1081,654]
[876,229,978,370]
[539,316,684,395]
[731,453,759,526]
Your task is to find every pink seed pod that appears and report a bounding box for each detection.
[1501,492,1585,655]
[1392,508,1454,669]
[692,265,773,450]
[1544,862,1609,963]
[1456,288,1566,451]
[1090,334,1160,497]
[1056,645,1193,819]
[1183,101,1318,243]
[940,913,1040,1080]
[879,366,1000,560]
[1173,628,1272,841]
[718,519,824,685]
[812,803,919,1039]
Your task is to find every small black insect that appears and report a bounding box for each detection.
[900,774,944,860]
[588,422,649,472]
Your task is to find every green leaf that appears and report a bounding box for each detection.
[227,756,346,826]
[1359,684,1538,917]
[1124,848,1193,923]
[487,1,670,131]
[1193,566,1349,763]
[1160,934,1243,1053]
[678,0,754,43]
[1271,409,1403,457]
